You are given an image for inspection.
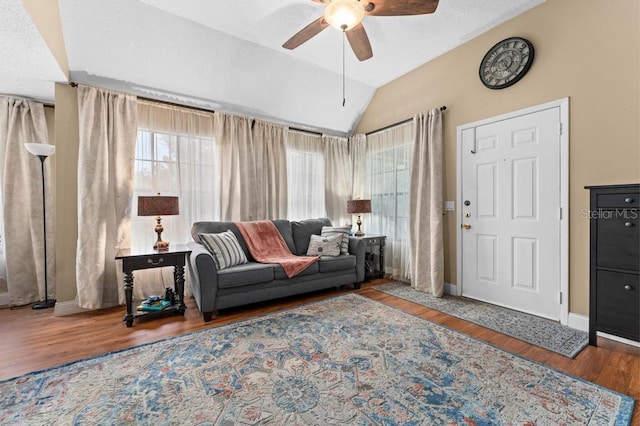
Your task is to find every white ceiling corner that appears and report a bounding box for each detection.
[0,0,66,103]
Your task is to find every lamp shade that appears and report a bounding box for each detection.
[138,195,179,216]
[347,199,371,214]
[24,143,55,157]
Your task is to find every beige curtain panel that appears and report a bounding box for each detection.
[0,97,54,306]
[253,120,288,220]
[214,113,257,221]
[409,109,444,296]
[323,135,352,228]
[76,86,137,309]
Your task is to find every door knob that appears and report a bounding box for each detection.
[462,223,471,230]
[624,285,633,291]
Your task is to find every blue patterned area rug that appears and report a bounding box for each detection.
[376,282,589,358]
[1,294,633,425]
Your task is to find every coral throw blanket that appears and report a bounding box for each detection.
[235,220,318,278]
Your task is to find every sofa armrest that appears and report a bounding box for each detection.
[187,241,220,317]
[348,237,366,283]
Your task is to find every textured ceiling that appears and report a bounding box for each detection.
[1,0,544,135]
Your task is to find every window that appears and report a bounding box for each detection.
[286,131,326,221]
[132,129,218,249]
[364,122,414,280]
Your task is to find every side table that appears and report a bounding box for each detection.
[115,245,191,327]
[356,235,386,280]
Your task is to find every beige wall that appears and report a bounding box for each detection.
[53,83,79,303]
[355,0,640,315]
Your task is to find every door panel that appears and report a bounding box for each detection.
[461,107,561,320]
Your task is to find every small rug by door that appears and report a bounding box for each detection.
[375,282,589,358]
[1,294,632,425]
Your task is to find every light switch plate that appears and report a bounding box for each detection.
[445,201,455,211]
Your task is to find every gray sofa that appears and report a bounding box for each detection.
[187,218,366,322]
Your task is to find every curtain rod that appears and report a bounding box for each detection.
[70,81,328,136]
[365,106,447,136]
[70,82,216,115]
[69,81,426,138]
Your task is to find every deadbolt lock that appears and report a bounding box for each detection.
[464,211,471,218]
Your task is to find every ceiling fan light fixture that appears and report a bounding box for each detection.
[324,0,365,31]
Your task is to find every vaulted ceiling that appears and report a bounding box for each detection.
[0,0,544,135]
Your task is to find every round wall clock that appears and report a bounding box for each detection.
[479,37,535,89]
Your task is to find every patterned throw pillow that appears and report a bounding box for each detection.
[199,230,248,269]
[321,226,350,255]
[306,233,342,257]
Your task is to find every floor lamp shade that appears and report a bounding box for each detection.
[138,195,179,250]
[25,143,55,157]
[347,199,371,237]
[24,143,56,309]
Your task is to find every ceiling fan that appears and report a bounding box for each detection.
[283,0,440,61]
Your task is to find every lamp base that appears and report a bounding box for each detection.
[154,240,169,251]
[32,299,56,310]
[354,230,365,237]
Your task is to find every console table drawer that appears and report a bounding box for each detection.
[121,252,185,272]
[364,238,382,246]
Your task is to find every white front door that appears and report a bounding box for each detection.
[460,106,562,320]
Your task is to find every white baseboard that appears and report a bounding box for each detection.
[567,312,589,332]
[567,312,639,348]
[444,282,457,296]
[54,299,93,316]
[597,332,640,348]
[0,292,8,307]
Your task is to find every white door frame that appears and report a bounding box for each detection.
[455,98,570,325]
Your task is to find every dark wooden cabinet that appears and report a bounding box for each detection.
[585,184,640,345]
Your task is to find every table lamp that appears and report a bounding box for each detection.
[137,194,179,250]
[347,199,371,237]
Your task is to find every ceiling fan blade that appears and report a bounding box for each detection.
[346,23,373,61]
[283,16,329,50]
[367,0,439,16]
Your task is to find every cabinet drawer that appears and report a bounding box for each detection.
[595,270,640,342]
[597,193,640,208]
[596,212,639,270]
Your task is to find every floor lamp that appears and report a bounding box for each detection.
[25,143,56,309]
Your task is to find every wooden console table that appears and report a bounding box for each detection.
[115,245,191,327]
[357,235,386,280]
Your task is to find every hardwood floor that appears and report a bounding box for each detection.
[1,278,638,423]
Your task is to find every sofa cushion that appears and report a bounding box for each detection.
[217,262,274,289]
[306,233,342,257]
[192,222,250,259]
[272,261,319,280]
[291,218,332,255]
[271,219,296,254]
[321,226,350,255]
[199,230,248,269]
[318,255,356,273]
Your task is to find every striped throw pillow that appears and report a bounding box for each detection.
[321,226,350,255]
[199,230,248,270]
